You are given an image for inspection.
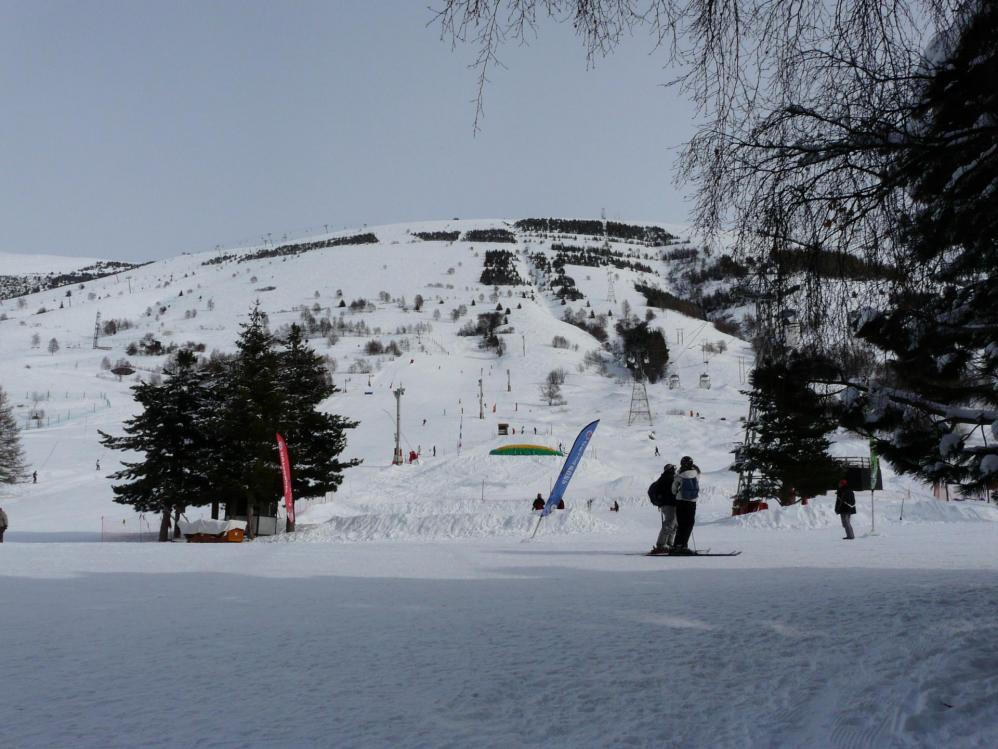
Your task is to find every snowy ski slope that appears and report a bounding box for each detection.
[1,219,996,748]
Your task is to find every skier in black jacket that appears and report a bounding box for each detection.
[648,464,677,554]
[834,479,856,539]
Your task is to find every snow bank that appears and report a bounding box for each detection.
[278,505,612,543]
[713,497,998,531]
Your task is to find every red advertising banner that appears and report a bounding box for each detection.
[275,432,295,526]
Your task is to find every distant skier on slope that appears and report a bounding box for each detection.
[532,493,545,511]
[835,479,856,540]
[670,456,701,555]
[648,463,677,555]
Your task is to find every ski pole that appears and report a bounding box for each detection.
[526,514,544,541]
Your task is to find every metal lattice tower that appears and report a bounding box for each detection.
[92,311,101,349]
[627,381,653,426]
[734,399,760,504]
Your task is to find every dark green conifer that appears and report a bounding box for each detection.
[0,385,28,484]
[99,350,209,540]
[209,304,285,538]
[733,358,842,505]
[278,324,360,530]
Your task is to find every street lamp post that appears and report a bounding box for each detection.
[393,385,405,465]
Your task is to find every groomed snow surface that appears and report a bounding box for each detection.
[2,503,997,749]
[1,222,997,747]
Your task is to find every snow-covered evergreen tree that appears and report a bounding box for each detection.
[99,350,211,541]
[205,304,285,538]
[277,324,359,529]
[733,358,842,505]
[0,385,28,484]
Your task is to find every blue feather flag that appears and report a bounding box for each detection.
[542,420,600,517]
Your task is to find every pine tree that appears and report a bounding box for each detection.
[733,358,842,505]
[277,324,360,529]
[208,304,286,538]
[0,386,28,484]
[99,350,210,540]
[615,320,669,383]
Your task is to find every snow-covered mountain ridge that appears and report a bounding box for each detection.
[0,251,141,303]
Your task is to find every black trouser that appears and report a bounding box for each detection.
[673,501,697,547]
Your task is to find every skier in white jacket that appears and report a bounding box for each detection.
[670,456,701,554]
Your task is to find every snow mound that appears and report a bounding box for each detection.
[711,502,843,530]
[278,505,612,543]
[891,498,998,524]
[712,498,998,531]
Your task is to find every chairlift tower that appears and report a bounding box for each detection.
[733,255,798,512]
[733,399,760,506]
[92,311,101,349]
[626,354,653,426]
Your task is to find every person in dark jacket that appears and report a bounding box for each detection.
[532,493,545,511]
[670,456,701,554]
[0,505,7,542]
[834,479,856,539]
[649,464,677,554]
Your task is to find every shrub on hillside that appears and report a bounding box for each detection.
[561,309,608,342]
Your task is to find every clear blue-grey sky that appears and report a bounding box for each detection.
[0,1,695,262]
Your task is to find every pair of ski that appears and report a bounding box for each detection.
[640,548,741,557]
